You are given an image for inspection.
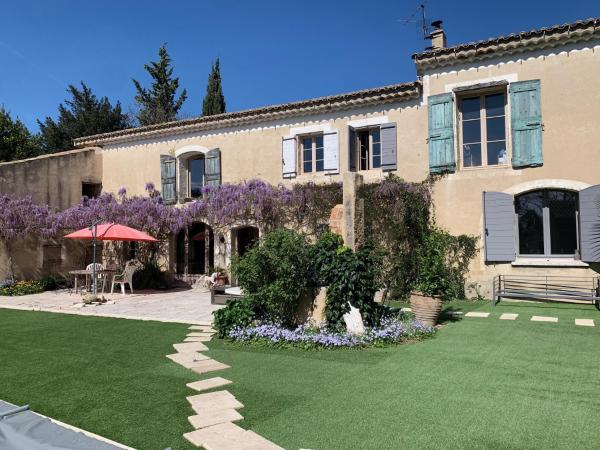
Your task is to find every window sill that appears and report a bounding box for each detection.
[511,258,589,268]
[460,163,511,171]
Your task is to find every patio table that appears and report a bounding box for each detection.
[69,269,116,294]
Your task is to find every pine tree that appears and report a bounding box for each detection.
[202,58,226,116]
[0,108,40,162]
[38,83,130,153]
[133,44,187,126]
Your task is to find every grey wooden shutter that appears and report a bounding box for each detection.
[204,148,221,186]
[428,93,456,174]
[579,185,600,262]
[282,137,297,178]
[348,126,357,172]
[380,123,397,172]
[510,80,543,168]
[160,155,176,203]
[483,191,516,262]
[323,131,339,174]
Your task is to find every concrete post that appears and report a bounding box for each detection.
[342,172,364,250]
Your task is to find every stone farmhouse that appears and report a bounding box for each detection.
[1,17,599,297]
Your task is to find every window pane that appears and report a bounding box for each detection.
[359,131,369,170]
[463,143,481,167]
[315,136,324,149]
[303,137,312,173]
[372,142,381,168]
[372,155,381,169]
[461,97,480,120]
[462,120,481,144]
[189,158,204,198]
[315,140,324,172]
[371,129,380,144]
[548,190,578,254]
[487,117,506,141]
[485,93,505,117]
[302,137,312,150]
[316,160,324,172]
[515,191,544,255]
[487,141,507,166]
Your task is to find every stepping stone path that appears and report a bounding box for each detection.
[464,312,490,318]
[499,313,519,320]
[531,315,558,323]
[166,321,283,449]
[575,318,595,327]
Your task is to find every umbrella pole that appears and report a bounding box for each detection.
[92,224,97,296]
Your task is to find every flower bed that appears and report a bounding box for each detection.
[228,316,435,349]
[0,280,44,296]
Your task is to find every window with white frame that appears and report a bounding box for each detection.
[355,128,381,171]
[459,91,508,168]
[515,189,579,257]
[300,134,325,173]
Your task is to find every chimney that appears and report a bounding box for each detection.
[428,20,446,51]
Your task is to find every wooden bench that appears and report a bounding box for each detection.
[493,275,600,310]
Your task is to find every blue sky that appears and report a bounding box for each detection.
[1,0,598,131]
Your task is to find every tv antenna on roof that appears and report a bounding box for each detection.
[398,3,431,42]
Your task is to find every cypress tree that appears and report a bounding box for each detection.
[132,44,187,126]
[202,58,226,116]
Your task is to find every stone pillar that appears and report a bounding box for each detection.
[342,172,364,250]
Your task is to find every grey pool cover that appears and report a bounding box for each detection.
[0,400,126,450]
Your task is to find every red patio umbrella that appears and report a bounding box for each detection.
[65,223,158,294]
[64,223,158,242]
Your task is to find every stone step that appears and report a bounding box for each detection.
[189,325,217,332]
[531,315,558,323]
[166,352,210,364]
[191,360,231,375]
[575,318,595,327]
[183,422,283,450]
[464,311,490,318]
[187,377,232,392]
[188,408,244,429]
[173,342,209,353]
[499,313,518,320]
[188,331,216,337]
[184,336,213,343]
[190,395,244,414]
[187,390,236,405]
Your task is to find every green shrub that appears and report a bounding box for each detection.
[412,228,477,300]
[0,280,44,296]
[318,238,383,330]
[132,261,174,290]
[213,298,255,338]
[232,228,313,328]
[38,275,69,291]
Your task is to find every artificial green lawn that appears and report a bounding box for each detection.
[0,309,196,450]
[1,300,599,449]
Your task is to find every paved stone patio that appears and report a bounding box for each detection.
[0,288,222,324]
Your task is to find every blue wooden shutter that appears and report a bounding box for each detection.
[282,137,297,178]
[510,80,543,168]
[323,131,339,174]
[579,185,600,262]
[428,93,455,174]
[380,123,397,172]
[204,149,221,186]
[348,126,357,172]
[160,155,176,203]
[483,191,516,262]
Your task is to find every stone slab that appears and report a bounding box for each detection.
[499,313,519,320]
[531,316,558,323]
[400,307,412,312]
[191,361,231,375]
[189,325,217,332]
[575,318,595,327]
[187,377,232,392]
[173,342,209,353]
[187,390,236,405]
[464,312,490,318]
[188,408,244,429]
[187,332,216,337]
[190,395,243,413]
[183,422,283,450]
[184,336,212,343]
[166,352,210,364]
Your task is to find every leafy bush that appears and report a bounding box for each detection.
[412,228,477,300]
[38,275,69,291]
[213,298,255,338]
[231,228,313,328]
[132,261,174,290]
[0,280,44,296]
[318,238,383,330]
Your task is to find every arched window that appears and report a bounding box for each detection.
[515,189,578,256]
[188,156,205,198]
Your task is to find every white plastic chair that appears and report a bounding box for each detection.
[86,263,105,292]
[111,261,138,295]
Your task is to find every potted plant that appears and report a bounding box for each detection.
[213,267,229,286]
[410,231,450,327]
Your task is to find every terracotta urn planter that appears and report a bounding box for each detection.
[409,292,443,327]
